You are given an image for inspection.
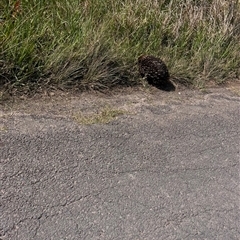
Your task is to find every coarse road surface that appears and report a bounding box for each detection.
[1,86,240,239]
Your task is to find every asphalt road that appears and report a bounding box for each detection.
[1,87,240,239]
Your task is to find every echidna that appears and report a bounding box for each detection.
[138,55,175,91]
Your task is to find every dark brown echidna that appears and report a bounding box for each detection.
[138,55,175,91]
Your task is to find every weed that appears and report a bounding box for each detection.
[73,106,126,125]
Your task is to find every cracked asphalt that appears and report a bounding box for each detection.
[1,87,240,239]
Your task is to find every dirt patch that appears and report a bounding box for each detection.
[0,84,239,121]
[224,80,240,96]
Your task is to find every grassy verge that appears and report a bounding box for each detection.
[0,0,239,95]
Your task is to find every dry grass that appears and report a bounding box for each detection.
[0,0,239,95]
[73,106,126,125]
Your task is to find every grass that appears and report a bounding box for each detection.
[73,106,126,125]
[0,0,239,95]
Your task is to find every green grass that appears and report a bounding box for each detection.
[0,0,239,94]
[73,106,126,125]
